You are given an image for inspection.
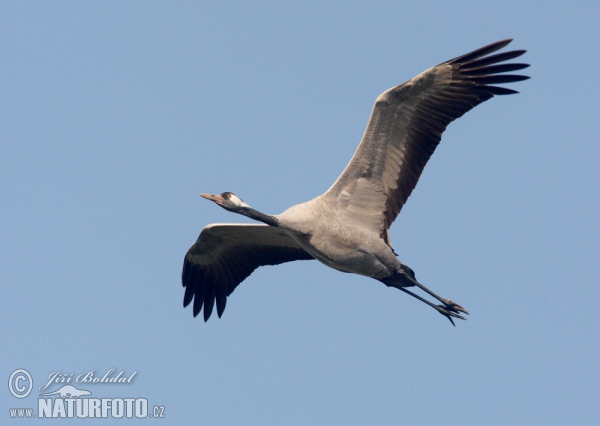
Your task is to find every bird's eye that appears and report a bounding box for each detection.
[221,192,232,199]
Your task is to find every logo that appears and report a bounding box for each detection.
[7,368,166,420]
[40,385,91,398]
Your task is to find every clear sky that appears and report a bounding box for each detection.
[2,1,599,424]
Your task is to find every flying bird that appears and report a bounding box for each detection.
[182,39,529,325]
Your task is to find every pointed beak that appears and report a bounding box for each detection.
[200,193,223,204]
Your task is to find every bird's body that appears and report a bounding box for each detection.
[183,39,529,325]
[276,197,398,279]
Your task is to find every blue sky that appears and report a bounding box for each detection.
[2,1,599,424]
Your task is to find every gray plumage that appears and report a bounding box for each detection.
[183,39,529,325]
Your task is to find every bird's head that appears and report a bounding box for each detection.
[200,192,250,212]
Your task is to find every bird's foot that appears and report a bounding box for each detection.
[435,299,469,327]
[441,298,469,315]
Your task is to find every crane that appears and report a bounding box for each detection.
[182,39,529,325]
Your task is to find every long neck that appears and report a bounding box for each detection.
[238,206,279,227]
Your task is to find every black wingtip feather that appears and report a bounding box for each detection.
[215,285,227,317]
[448,39,513,65]
[181,259,191,287]
[203,282,215,321]
[212,260,230,318]
[486,86,520,95]
[193,291,204,317]
[191,267,206,317]
[183,280,195,307]
[470,74,530,84]
[216,297,227,318]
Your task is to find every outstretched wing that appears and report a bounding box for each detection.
[324,39,529,246]
[182,223,314,321]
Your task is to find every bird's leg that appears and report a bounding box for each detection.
[381,273,469,325]
[396,287,466,326]
[397,270,469,316]
[410,281,469,316]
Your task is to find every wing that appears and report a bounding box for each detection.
[182,223,314,321]
[324,39,529,246]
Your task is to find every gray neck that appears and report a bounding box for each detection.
[239,207,279,227]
